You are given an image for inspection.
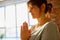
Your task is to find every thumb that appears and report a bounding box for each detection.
[28,29,31,35]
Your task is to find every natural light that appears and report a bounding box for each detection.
[0,2,38,40]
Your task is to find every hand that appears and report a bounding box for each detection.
[21,22,31,40]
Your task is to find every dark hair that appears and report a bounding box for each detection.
[47,3,52,13]
[27,0,48,13]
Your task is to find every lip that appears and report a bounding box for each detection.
[31,13,35,16]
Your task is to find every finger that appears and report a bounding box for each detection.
[23,21,28,27]
[28,29,31,35]
[21,26,23,32]
[23,22,28,30]
[28,29,31,33]
[20,26,24,39]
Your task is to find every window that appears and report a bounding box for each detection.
[0,2,38,40]
[0,7,4,27]
[16,3,28,38]
[5,5,16,37]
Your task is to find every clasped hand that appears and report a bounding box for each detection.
[21,22,31,40]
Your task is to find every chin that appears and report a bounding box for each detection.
[32,16,35,18]
[32,17,37,19]
[32,16,38,19]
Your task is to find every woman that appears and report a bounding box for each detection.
[20,0,60,40]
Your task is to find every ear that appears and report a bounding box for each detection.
[40,3,46,12]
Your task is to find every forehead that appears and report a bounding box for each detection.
[28,3,38,9]
[27,3,33,8]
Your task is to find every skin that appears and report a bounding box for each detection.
[20,3,50,40]
[21,22,31,40]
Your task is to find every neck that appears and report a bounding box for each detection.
[37,16,50,27]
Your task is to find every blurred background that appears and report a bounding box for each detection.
[0,0,59,40]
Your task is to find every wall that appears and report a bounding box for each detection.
[48,0,60,16]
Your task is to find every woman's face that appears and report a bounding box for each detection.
[28,3,41,18]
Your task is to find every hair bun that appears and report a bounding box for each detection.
[47,3,52,8]
[46,3,52,13]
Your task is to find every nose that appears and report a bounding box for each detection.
[28,8,32,13]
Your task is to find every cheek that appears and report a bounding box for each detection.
[31,9,37,14]
[34,9,40,14]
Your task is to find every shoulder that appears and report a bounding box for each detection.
[42,21,59,37]
[44,21,58,30]
[41,21,60,40]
